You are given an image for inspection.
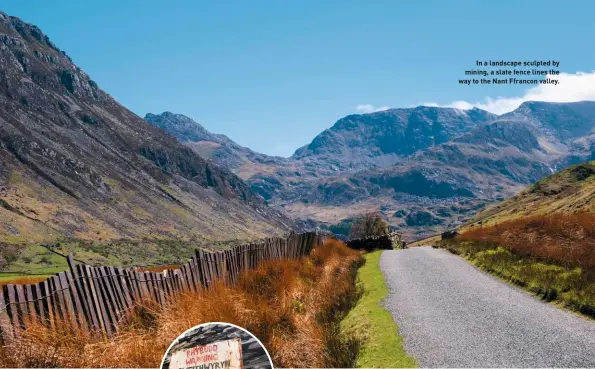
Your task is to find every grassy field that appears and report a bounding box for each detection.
[0,238,254,280]
[341,251,417,368]
[438,212,595,318]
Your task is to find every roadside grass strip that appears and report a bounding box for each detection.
[341,250,417,368]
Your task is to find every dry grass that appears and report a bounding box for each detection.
[408,234,441,248]
[439,212,595,317]
[460,212,595,269]
[0,239,362,368]
[467,161,595,227]
[0,276,50,289]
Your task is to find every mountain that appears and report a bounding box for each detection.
[149,102,595,241]
[144,112,290,180]
[466,160,595,228]
[232,106,499,209]
[292,106,497,171]
[287,101,595,239]
[0,12,291,247]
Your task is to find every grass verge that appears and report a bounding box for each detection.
[437,213,595,318]
[341,251,417,368]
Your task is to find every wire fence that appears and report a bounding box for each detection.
[0,231,326,342]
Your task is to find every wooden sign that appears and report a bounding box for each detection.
[169,338,243,369]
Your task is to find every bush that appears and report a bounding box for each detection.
[329,219,353,238]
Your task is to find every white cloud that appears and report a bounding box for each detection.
[419,71,595,115]
[356,104,390,113]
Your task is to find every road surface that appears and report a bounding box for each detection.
[380,246,595,367]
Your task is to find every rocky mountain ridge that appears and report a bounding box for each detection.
[291,106,497,170]
[145,112,290,178]
[147,101,595,240]
[0,12,292,245]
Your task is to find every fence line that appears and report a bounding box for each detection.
[0,232,326,342]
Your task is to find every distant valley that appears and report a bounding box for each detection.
[1,10,594,255]
[147,101,595,241]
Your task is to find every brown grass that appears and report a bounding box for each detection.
[440,212,595,317]
[0,239,362,368]
[459,212,595,269]
[0,276,49,289]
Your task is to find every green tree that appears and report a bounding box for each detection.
[349,212,389,240]
[329,219,353,237]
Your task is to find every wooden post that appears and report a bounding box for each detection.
[48,277,67,328]
[137,271,150,301]
[67,258,93,331]
[64,271,87,331]
[24,284,38,325]
[117,268,134,308]
[41,280,56,330]
[34,283,46,326]
[14,285,28,329]
[56,272,80,330]
[76,264,101,332]
[0,289,13,343]
[107,267,127,315]
[89,267,116,335]
[188,257,200,291]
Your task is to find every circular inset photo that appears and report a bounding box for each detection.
[160,322,274,369]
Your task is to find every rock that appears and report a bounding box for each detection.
[441,230,458,239]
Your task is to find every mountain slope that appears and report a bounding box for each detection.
[466,161,595,228]
[0,12,291,245]
[292,106,497,170]
[144,112,291,180]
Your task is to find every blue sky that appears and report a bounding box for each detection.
[3,0,595,156]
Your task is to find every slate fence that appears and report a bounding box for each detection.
[0,232,326,343]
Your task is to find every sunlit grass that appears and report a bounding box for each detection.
[341,251,417,368]
[440,213,595,317]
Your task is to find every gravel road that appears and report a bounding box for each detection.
[380,246,595,368]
